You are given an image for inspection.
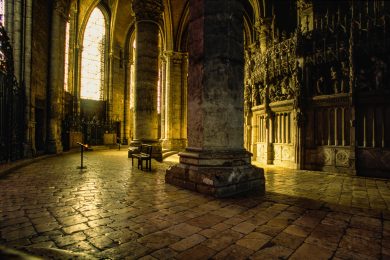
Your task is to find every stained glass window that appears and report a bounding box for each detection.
[80,8,106,100]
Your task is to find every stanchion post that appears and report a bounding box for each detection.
[77,142,87,169]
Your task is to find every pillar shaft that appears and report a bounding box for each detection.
[132,0,163,142]
[163,51,187,150]
[47,1,66,153]
[130,0,163,161]
[166,0,264,198]
[24,0,33,157]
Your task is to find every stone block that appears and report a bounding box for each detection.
[166,162,265,198]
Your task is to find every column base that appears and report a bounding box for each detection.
[165,149,265,198]
[162,138,187,151]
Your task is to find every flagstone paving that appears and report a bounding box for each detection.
[0,149,390,259]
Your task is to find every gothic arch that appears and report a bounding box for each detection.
[162,0,173,50]
[78,2,110,101]
[175,0,189,52]
[78,2,111,54]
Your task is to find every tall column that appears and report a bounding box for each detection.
[166,0,265,198]
[23,0,34,157]
[47,0,66,153]
[131,0,163,161]
[162,51,187,151]
[122,58,132,145]
[72,1,81,117]
[160,55,166,142]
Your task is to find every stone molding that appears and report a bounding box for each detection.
[132,0,164,23]
[164,51,187,65]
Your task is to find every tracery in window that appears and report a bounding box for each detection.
[80,8,106,100]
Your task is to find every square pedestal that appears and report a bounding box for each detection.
[165,150,265,197]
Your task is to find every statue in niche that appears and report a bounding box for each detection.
[281,76,294,100]
[330,66,340,94]
[316,75,325,95]
[340,61,349,93]
[357,68,370,91]
[372,56,387,90]
[258,83,266,104]
[269,84,276,102]
[293,62,304,109]
[244,80,252,112]
[252,83,260,106]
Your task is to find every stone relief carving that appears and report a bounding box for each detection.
[335,150,349,167]
[318,149,332,166]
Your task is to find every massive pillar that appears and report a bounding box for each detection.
[162,51,187,151]
[166,0,265,197]
[131,0,163,161]
[47,1,66,153]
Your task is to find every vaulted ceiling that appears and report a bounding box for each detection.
[67,0,263,53]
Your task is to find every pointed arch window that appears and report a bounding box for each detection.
[80,7,106,100]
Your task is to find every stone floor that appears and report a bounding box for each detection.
[0,149,390,259]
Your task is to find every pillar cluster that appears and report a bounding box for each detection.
[161,51,188,151]
[165,0,265,197]
[47,0,67,154]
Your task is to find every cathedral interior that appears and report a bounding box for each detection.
[1,0,390,259]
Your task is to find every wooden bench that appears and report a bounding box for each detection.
[131,144,152,171]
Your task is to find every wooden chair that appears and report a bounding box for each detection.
[131,144,152,171]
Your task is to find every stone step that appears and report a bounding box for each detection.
[162,150,179,159]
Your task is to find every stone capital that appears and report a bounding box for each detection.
[164,51,188,65]
[53,0,68,19]
[132,0,164,23]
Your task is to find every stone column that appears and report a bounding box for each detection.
[348,14,357,174]
[181,53,188,142]
[130,0,163,161]
[72,2,81,117]
[47,0,66,153]
[166,0,265,197]
[122,58,132,145]
[160,55,166,142]
[162,51,187,151]
[23,0,34,157]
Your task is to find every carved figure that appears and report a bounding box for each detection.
[252,83,260,106]
[330,66,340,94]
[340,61,349,93]
[372,56,387,90]
[357,68,369,91]
[244,80,252,112]
[316,76,325,95]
